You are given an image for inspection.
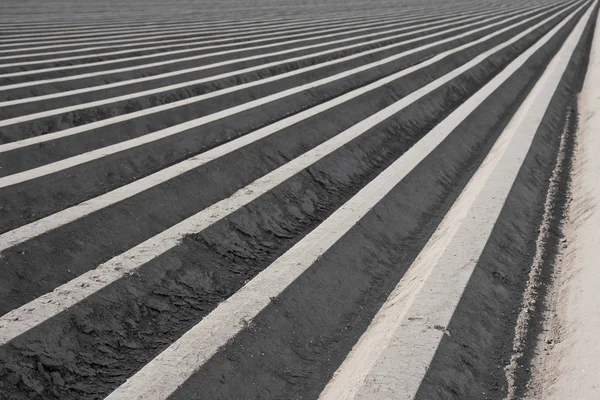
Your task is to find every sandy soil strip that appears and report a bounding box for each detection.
[0,5,565,255]
[0,18,428,77]
[0,17,297,40]
[0,12,400,51]
[0,11,390,44]
[0,1,416,30]
[525,7,600,399]
[0,14,271,32]
[0,13,418,68]
[0,13,398,60]
[0,11,335,32]
[0,2,415,26]
[0,5,525,120]
[0,8,440,61]
[0,9,500,106]
[0,10,436,68]
[0,18,339,47]
[0,9,539,142]
[1,11,411,40]
[318,2,594,398]
[97,7,588,398]
[0,10,481,93]
[0,5,519,91]
[0,3,575,346]
[0,23,419,78]
[0,4,561,194]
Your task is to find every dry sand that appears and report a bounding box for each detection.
[526,12,600,399]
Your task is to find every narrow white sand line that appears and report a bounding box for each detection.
[0,15,426,73]
[0,6,523,112]
[0,17,269,38]
[0,6,472,71]
[0,5,561,254]
[0,10,414,53]
[0,5,485,61]
[0,8,434,54]
[0,15,342,39]
[0,4,557,193]
[0,1,574,349]
[0,11,426,68]
[0,19,224,32]
[0,7,409,39]
[319,4,594,399]
[6,7,453,39]
[0,1,397,20]
[0,16,447,72]
[0,6,547,127]
[0,18,325,45]
[0,6,509,90]
[0,4,536,134]
[26,8,449,37]
[0,10,470,78]
[1,6,361,29]
[0,11,371,43]
[0,3,397,23]
[0,6,400,41]
[102,5,590,397]
[0,3,413,32]
[0,14,264,32]
[0,19,196,31]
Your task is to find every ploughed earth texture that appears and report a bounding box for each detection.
[0,0,599,398]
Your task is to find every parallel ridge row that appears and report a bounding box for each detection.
[0,0,594,398]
